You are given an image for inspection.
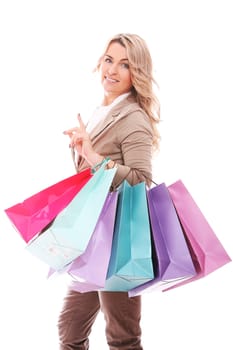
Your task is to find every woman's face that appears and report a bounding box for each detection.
[100,41,133,104]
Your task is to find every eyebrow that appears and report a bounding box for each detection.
[105,54,129,62]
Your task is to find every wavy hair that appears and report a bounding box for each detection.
[95,33,161,150]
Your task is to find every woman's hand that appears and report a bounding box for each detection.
[63,114,104,167]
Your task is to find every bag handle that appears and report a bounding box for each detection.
[112,167,158,191]
[142,173,158,186]
[91,157,111,173]
[71,147,157,188]
[71,148,111,174]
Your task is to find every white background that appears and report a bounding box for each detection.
[0,1,232,349]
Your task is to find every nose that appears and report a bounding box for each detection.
[108,63,118,75]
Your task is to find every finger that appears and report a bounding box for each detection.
[63,132,73,140]
[63,128,79,135]
[70,134,83,148]
[69,134,77,148]
[77,113,86,131]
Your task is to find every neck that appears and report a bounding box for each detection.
[102,93,118,106]
[102,92,130,106]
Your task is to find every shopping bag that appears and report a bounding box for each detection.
[26,162,117,270]
[129,183,196,297]
[104,180,154,291]
[164,179,231,291]
[67,191,118,292]
[4,168,92,243]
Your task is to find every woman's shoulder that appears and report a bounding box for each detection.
[110,94,149,122]
[111,102,153,138]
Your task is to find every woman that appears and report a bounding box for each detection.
[61,33,160,350]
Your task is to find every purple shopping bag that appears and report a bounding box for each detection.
[129,183,196,297]
[65,191,118,292]
[164,180,232,291]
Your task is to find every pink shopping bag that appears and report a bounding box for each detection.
[26,163,117,270]
[164,180,231,291]
[4,168,92,243]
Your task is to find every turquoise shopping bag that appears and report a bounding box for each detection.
[26,161,117,270]
[104,180,154,291]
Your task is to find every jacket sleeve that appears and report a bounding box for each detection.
[112,110,155,188]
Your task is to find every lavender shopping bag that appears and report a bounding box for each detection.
[67,191,118,292]
[164,180,232,291]
[129,183,196,297]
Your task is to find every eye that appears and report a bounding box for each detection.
[121,63,129,69]
[104,57,112,63]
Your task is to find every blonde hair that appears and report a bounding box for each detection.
[96,33,161,150]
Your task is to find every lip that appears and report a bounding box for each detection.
[105,76,119,83]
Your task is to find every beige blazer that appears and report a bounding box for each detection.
[76,94,155,187]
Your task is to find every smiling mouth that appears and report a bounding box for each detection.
[105,76,119,83]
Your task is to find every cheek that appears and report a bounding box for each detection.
[100,67,106,83]
[99,63,106,77]
[124,72,132,87]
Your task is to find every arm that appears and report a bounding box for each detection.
[112,111,154,187]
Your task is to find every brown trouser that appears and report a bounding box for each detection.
[58,289,143,350]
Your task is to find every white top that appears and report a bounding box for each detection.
[86,92,131,133]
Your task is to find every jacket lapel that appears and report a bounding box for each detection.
[89,109,121,142]
[89,95,139,144]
